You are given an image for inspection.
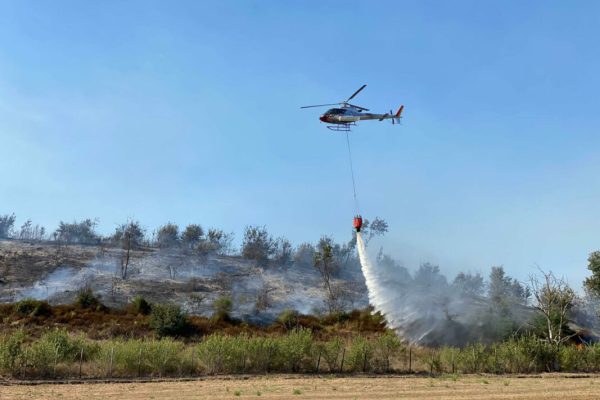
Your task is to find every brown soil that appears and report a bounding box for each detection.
[2,374,600,399]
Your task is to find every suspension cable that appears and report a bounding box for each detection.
[345,131,359,213]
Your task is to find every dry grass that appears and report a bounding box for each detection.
[2,374,600,399]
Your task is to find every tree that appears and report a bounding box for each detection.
[272,237,293,266]
[0,214,16,239]
[488,266,529,306]
[452,272,485,298]
[112,220,145,249]
[293,243,315,268]
[113,221,145,279]
[181,224,204,250]
[529,269,576,347]
[313,238,341,313]
[359,217,389,244]
[156,222,179,248]
[55,219,99,244]
[196,228,233,255]
[584,251,600,298]
[241,225,274,266]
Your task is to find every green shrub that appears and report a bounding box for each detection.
[0,330,25,374]
[457,343,488,373]
[278,328,313,372]
[277,309,299,330]
[76,287,102,309]
[211,296,233,321]
[321,337,343,372]
[130,295,152,315]
[559,345,584,372]
[246,336,278,373]
[347,336,373,372]
[146,338,185,377]
[13,298,52,317]
[375,331,402,372]
[149,304,187,337]
[26,329,77,375]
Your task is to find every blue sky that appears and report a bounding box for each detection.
[1,1,599,287]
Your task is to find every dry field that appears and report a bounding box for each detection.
[2,374,600,400]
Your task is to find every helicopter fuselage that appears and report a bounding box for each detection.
[319,107,393,124]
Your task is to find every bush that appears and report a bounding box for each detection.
[347,336,374,372]
[130,295,152,315]
[321,337,343,372]
[212,296,233,321]
[0,330,25,374]
[277,309,299,330]
[27,329,87,376]
[76,287,103,309]
[375,331,402,372]
[278,328,313,372]
[149,304,187,337]
[197,334,245,374]
[14,298,52,317]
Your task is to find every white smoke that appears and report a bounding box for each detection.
[356,232,530,346]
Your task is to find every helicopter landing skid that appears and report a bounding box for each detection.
[327,123,355,132]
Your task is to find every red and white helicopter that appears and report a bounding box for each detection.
[301,84,403,131]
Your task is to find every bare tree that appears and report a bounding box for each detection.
[313,240,341,313]
[529,269,576,347]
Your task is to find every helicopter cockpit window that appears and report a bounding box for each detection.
[327,109,345,115]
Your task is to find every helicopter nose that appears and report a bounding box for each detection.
[319,115,327,122]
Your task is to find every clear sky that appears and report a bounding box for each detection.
[1,1,599,287]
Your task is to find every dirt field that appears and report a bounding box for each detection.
[2,374,600,400]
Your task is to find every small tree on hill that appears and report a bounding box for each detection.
[55,219,100,244]
[196,228,233,255]
[0,214,16,239]
[272,237,293,266]
[293,243,315,268]
[156,223,179,248]
[313,238,341,313]
[241,225,274,266]
[113,220,145,249]
[181,224,204,250]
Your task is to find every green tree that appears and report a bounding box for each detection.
[156,223,179,248]
[241,226,274,266]
[181,224,204,249]
[55,219,99,244]
[0,213,16,239]
[584,251,600,297]
[313,239,340,313]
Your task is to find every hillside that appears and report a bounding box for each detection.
[0,240,368,322]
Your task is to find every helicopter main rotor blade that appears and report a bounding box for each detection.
[345,102,369,111]
[300,103,339,109]
[346,84,367,102]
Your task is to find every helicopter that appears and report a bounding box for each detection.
[301,84,403,131]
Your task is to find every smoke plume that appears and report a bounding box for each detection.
[356,232,531,346]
